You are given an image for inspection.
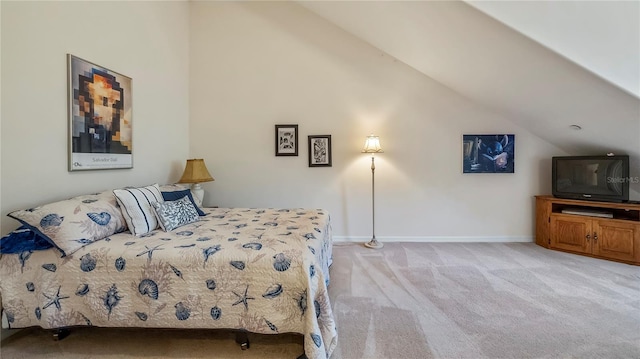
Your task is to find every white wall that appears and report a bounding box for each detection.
[1,0,191,238]
[190,2,564,242]
[0,1,190,341]
[301,1,640,200]
[0,0,6,342]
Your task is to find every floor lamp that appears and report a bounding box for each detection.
[362,134,384,249]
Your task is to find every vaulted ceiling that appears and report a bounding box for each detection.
[468,0,639,98]
[299,1,640,194]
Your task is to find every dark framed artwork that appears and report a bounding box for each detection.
[308,135,332,167]
[275,124,298,156]
[463,134,515,173]
[68,54,133,171]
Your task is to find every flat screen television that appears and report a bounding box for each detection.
[552,155,629,202]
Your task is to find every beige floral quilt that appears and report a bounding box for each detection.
[0,208,337,359]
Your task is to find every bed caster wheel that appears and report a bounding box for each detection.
[235,331,250,350]
[52,328,70,341]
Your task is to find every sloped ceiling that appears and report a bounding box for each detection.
[299,1,640,196]
[467,0,639,98]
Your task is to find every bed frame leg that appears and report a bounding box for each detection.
[52,328,70,341]
[235,330,250,350]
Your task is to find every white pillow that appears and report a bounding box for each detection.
[151,195,199,232]
[7,190,127,256]
[113,184,164,236]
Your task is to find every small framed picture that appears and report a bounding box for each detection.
[308,135,332,167]
[275,124,298,156]
[462,134,515,173]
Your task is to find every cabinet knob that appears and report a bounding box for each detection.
[593,232,598,242]
[586,234,591,240]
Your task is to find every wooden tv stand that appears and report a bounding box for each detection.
[535,196,640,265]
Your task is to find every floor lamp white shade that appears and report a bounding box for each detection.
[362,135,384,249]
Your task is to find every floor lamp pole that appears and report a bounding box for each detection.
[365,155,383,249]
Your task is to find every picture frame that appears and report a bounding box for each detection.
[462,134,515,173]
[275,124,298,156]
[308,135,332,167]
[68,54,133,171]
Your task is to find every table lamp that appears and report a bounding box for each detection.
[178,159,214,206]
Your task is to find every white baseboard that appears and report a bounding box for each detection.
[333,235,534,243]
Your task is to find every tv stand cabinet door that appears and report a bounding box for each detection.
[550,215,592,254]
[592,221,639,263]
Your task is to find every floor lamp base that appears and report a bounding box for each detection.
[364,238,384,249]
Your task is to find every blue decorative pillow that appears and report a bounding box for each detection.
[151,195,200,232]
[0,226,54,254]
[7,190,126,257]
[160,187,206,216]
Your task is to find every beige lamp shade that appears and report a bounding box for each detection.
[178,159,214,184]
[362,135,384,153]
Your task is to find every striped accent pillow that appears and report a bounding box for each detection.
[113,184,164,236]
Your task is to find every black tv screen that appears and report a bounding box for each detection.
[552,155,629,202]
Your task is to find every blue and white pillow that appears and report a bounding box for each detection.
[159,185,206,216]
[113,184,164,236]
[7,190,127,256]
[151,195,200,232]
[0,226,54,254]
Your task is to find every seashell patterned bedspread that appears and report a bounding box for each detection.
[0,208,337,359]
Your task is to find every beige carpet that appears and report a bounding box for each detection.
[1,242,639,359]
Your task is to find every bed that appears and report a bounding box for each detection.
[0,188,337,359]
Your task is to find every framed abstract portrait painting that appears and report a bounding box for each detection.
[68,54,133,171]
